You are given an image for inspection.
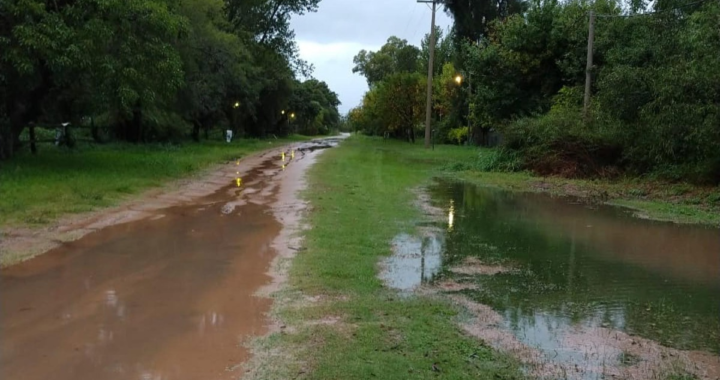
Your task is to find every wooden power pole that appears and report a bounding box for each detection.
[583,10,595,120]
[419,0,437,148]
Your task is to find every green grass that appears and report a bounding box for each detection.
[254,136,525,379]
[0,136,311,228]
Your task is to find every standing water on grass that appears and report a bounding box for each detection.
[429,180,720,378]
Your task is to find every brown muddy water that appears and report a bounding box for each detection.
[384,180,720,379]
[0,138,342,380]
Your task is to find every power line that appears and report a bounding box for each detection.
[401,5,418,39]
[410,6,429,44]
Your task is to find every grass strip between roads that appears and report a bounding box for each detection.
[0,136,311,228]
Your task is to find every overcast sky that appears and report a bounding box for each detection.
[291,0,454,114]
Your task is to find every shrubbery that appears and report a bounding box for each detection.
[471,0,720,184]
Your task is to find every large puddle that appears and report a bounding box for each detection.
[0,138,341,380]
[385,180,720,379]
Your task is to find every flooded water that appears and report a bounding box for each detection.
[381,179,720,378]
[380,233,443,291]
[427,180,720,378]
[0,138,340,380]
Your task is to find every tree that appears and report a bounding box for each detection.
[176,0,256,141]
[0,0,333,159]
[352,37,421,86]
[369,72,425,141]
[420,27,454,77]
[288,79,341,135]
[444,0,527,42]
[1,0,186,148]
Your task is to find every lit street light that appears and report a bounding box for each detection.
[454,75,463,85]
[233,101,240,108]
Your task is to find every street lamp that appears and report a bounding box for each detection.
[290,113,296,119]
[454,74,463,85]
[281,110,286,115]
[233,101,240,108]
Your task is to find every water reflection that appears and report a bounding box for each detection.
[198,311,225,336]
[432,181,720,356]
[105,289,118,308]
[381,233,443,290]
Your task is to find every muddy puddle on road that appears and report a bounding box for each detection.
[383,180,720,379]
[0,138,339,380]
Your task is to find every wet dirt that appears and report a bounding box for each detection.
[0,137,343,380]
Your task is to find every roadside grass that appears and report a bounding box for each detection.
[255,136,525,379]
[0,136,311,228]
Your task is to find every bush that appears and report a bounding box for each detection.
[440,149,521,173]
[475,149,522,172]
[501,99,624,178]
[447,127,468,145]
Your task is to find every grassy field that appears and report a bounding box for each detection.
[250,136,524,379]
[0,136,311,228]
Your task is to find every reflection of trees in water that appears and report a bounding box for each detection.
[431,181,720,353]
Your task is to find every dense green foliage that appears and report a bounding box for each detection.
[466,0,720,184]
[350,0,719,184]
[0,0,340,159]
[348,31,465,142]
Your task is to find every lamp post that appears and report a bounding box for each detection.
[228,101,240,142]
[287,112,296,134]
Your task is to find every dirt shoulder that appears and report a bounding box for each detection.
[0,144,295,267]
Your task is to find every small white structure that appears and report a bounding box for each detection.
[55,122,71,146]
[226,129,233,143]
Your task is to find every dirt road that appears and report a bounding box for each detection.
[0,137,342,380]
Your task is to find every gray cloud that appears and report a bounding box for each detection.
[291,0,454,113]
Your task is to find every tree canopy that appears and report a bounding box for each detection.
[349,31,461,142]
[352,37,421,87]
[0,0,340,159]
[349,0,719,184]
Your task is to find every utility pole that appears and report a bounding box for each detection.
[419,0,437,148]
[583,10,595,120]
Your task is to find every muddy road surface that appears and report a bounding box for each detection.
[0,137,343,380]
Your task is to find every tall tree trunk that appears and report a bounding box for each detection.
[192,120,201,142]
[29,125,37,154]
[90,117,103,143]
[123,107,143,143]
